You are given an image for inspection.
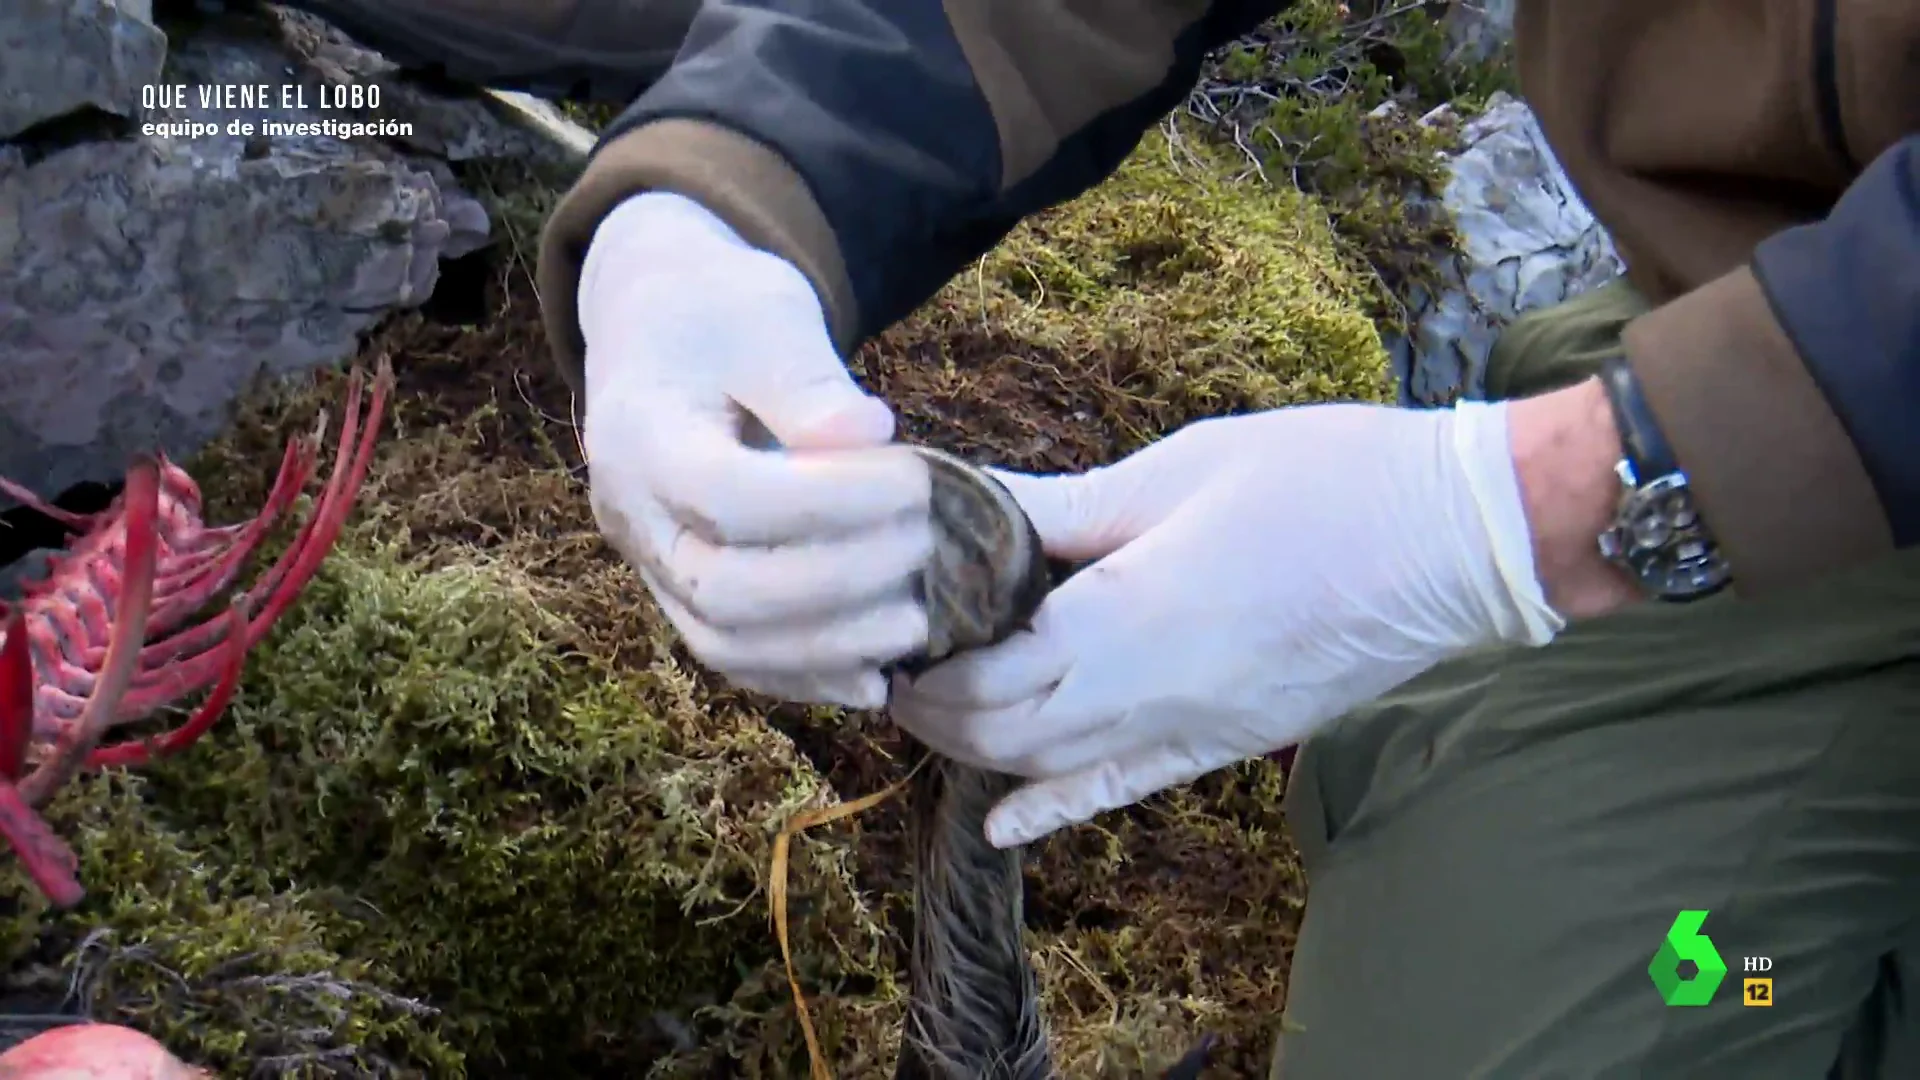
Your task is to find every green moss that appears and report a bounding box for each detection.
[1371,1,1517,106]
[557,101,621,131]
[182,538,894,1071]
[985,141,1393,407]
[4,533,892,1075]
[3,773,458,1074]
[857,131,1396,474]
[459,157,572,273]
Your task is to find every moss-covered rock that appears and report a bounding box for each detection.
[862,132,1394,474]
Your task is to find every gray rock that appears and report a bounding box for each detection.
[0,0,167,140]
[1441,0,1514,66]
[0,548,61,602]
[273,8,596,166]
[1387,92,1622,405]
[0,5,592,502]
[0,127,472,501]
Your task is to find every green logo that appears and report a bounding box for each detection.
[1649,910,1727,1006]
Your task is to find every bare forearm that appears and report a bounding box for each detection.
[1507,377,1641,620]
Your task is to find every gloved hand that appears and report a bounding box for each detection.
[578,192,932,709]
[891,401,1567,848]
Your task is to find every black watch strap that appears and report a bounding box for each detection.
[1599,355,1676,483]
[1594,355,1733,601]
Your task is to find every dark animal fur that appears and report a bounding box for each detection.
[894,750,1055,1079]
[898,450,1215,1080]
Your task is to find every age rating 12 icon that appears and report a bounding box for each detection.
[1649,910,1728,1006]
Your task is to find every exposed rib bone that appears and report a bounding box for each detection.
[0,358,391,906]
[16,455,160,807]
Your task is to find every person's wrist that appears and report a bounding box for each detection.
[1507,376,1642,619]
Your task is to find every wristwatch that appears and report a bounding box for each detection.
[1595,356,1733,602]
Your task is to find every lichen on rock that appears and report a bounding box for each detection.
[0,0,167,141]
[1384,91,1622,405]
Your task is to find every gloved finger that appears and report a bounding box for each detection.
[628,495,935,630]
[983,438,1201,562]
[726,667,889,711]
[891,599,1074,710]
[621,395,930,546]
[982,470,1136,562]
[892,554,1146,766]
[588,479,652,572]
[578,192,893,450]
[889,683,1115,776]
[886,694,1034,772]
[724,337,899,452]
[1009,696,1212,779]
[642,567,928,676]
[992,538,1210,763]
[982,740,1225,849]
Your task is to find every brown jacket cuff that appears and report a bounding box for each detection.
[536,118,859,396]
[1621,266,1893,595]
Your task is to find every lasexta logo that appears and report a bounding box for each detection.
[1649,909,1727,1006]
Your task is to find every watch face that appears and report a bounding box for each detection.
[1599,472,1732,601]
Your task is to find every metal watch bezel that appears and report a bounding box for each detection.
[1596,462,1732,602]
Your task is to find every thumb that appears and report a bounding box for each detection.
[986,449,1188,562]
[983,742,1221,848]
[731,341,897,452]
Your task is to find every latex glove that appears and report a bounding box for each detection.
[891,401,1566,848]
[579,193,932,709]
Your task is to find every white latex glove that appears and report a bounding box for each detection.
[579,192,932,709]
[891,402,1567,848]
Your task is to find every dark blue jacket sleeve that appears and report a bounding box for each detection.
[1753,135,1920,546]
[537,0,1284,369]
